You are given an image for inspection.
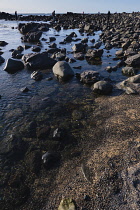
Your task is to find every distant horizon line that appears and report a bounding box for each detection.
[1,11,140,15]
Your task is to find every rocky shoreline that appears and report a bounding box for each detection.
[0,11,140,209]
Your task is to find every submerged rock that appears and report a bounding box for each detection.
[42,151,60,169]
[31,71,43,81]
[85,49,104,59]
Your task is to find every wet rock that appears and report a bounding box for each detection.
[0,41,8,46]
[20,87,29,92]
[84,24,94,31]
[53,61,74,80]
[122,40,131,50]
[105,42,113,50]
[31,46,41,52]
[73,52,84,60]
[18,22,40,34]
[42,151,60,169]
[105,66,113,73]
[52,52,66,61]
[72,43,87,52]
[24,44,31,49]
[46,48,61,54]
[122,67,136,76]
[92,81,113,95]
[90,38,95,43]
[125,54,140,67]
[81,38,88,43]
[21,31,42,42]
[69,32,77,37]
[125,87,138,95]
[93,41,102,49]
[115,50,124,57]
[0,134,27,160]
[80,70,100,84]
[85,49,103,59]
[37,126,51,139]
[23,121,37,138]
[64,35,73,42]
[49,43,57,48]
[49,37,56,42]
[54,25,61,31]
[17,45,24,52]
[126,74,140,83]
[4,58,24,73]
[0,55,5,64]
[26,150,42,174]
[31,71,43,81]
[68,58,76,63]
[12,50,23,59]
[22,52,56,70]
[58,198,76,210]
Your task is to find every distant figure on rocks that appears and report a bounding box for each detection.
[15,11,18,21]
[107,10,111,28]
[52,10,55,21]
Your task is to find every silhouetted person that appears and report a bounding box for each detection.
[107,10,111,28]
[15,11,18,21]
[52,10,55,21]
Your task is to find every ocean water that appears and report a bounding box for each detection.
[0,19,126,139]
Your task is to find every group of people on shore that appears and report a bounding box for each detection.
[14,10,111,27]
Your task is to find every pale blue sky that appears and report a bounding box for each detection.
[1,0,140,14]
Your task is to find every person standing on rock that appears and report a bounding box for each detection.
[107,10,111,28]
[52,10,55,21]
[15,11,18,21]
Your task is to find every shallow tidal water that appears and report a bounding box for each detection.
[0,19,127,139]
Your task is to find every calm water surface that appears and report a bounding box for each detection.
[0,20,127,139]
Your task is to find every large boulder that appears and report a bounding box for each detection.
[4,58,24,73]
[125,54,140,67]
[92,81,113,95]
[21,31,42,42]
[53,61,74,80]
[80,70,100,84]
[22,52,56,70]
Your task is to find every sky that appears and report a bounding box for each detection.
[1,0,140,14]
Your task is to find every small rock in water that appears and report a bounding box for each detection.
[31,71,43,81]
[20,87,29,92]
[53,128,63,140]
[42,151,60,169]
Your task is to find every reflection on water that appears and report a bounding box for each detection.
[0,20,127,139]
